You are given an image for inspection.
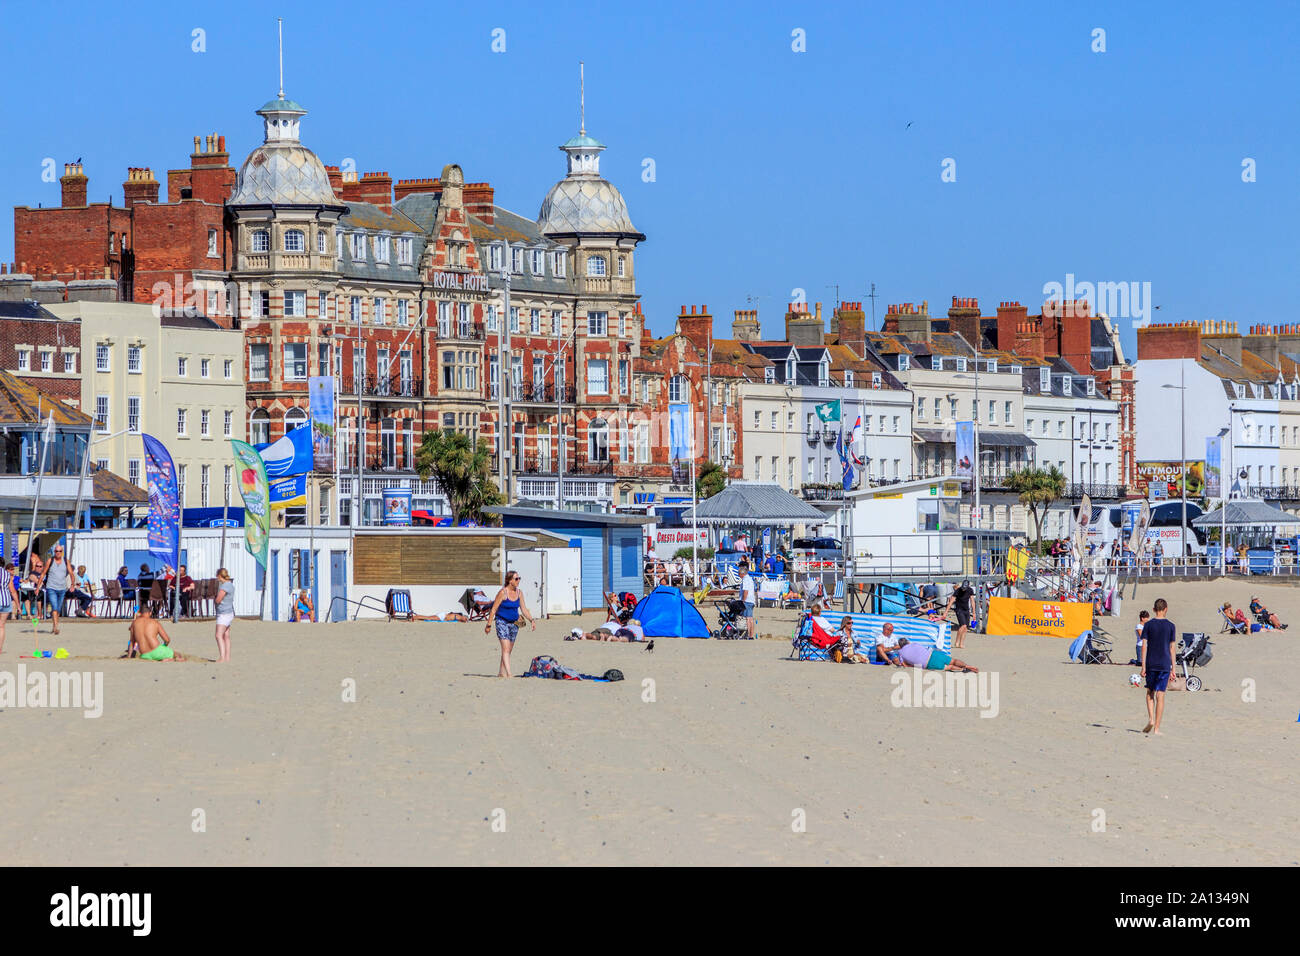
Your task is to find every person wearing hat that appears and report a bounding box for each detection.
[946,578,976,649]
[738,559,758,639]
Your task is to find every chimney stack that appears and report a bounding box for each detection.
[834,301,867,357]
[675,304,713,350]
[732,308,760,342]
[122,167,160,207]
[463,182,495,225]
[60,162,88,207]
[357,172,394,214]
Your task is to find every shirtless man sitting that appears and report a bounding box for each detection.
[126,609,184,661]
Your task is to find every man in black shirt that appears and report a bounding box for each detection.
[1139,597,1178,735]
[947,579,976,649]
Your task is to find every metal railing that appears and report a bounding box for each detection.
[366,374,423,398]
[800,485,845,501]
[435,322,486,341]
[1066,483,1128,499]
[1247,485,1300,501]
[516,381,576,404]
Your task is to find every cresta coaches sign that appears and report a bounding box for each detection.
[431,271,489,292]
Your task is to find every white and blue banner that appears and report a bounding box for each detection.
[668,403,691,461]
[845,613,951,654]
[256,424,314,479]
[142,433,180,572]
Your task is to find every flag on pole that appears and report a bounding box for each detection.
[231,440,270,570]
[814,399,841,424]
[836,431,854,491]
[142,434,181,572]
[848,415,865,466]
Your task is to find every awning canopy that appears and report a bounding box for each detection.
[1192,499,1300,527]
[680,482,828,527]
[912,427,1036,448]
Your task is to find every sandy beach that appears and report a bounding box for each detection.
[1,577,1297,866]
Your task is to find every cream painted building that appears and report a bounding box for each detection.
[50,301,247,511]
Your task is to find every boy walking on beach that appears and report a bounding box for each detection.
[1132,609,1149,665]
[1139,598,1177,735]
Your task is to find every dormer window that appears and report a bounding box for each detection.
[785,358,795,381]
[1062,375,1072,393]
[1234,382,1246,398]
[489,244,503,271]
[1008,365,1021,374]
[764,367,774,384]
[987,358,997,372]
[351,233,366,260]
[819,361,829,386]
[844,370,854,388]
[251,229,270,253]
[1039,367,1050,391]
[956,357,967,372]
[374,235,391,263]
[872,371,882,388]
[1252,383,1263,398]
[898,354,909,371]
[1086,378,1096,396]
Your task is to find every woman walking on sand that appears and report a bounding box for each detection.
[0,561,17,656]
[485,570,536,677]
[214,568,235,663]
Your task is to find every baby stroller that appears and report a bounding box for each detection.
[1175,633,1213,692]
[1068,629,1113,665]
[713,598,748,640]
[615,591,637,624]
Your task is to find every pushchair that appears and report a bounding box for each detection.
[1175,633,1213,692]
[712,598,748,640]
[1068,629,1113,665]
[615,591,637,624]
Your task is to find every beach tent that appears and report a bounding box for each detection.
[632,586,711,638]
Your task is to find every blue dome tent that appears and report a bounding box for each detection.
[632,586,711,638]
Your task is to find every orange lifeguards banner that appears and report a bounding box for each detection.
[986,597,1092,639]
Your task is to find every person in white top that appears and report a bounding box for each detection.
[874,621,903,665]
[739,560,758,639]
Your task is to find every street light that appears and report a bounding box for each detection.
[67,426,133,566]
[1161,367,1187,557]
[1216,424,1230,575]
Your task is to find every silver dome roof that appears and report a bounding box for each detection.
[538,176,637,235]
[230,144,339,206]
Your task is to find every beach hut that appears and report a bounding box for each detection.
[484,505,652,610]
[631,585,711,638]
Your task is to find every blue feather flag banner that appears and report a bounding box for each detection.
[142,434,180,572]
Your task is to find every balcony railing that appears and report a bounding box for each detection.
[800,485,845,501]
[435,322,486,342]
[516,380,577,404]
[1067,482,1129,500]
[1247,485,1300,500]
[367,456,415,472]
[806,430,821,445]
[366,374,423,398]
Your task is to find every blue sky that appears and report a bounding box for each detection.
[1,0,1296,359]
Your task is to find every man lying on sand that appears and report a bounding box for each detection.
[126,609,184,661]
[567,620,645,642]
[895,637,977,672]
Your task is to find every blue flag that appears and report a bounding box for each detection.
[668,403,692,461]
[142,434,180,572]
[256,424,314,478]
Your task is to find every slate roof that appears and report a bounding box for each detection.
[680,481,828,526]
[92,464,148,505]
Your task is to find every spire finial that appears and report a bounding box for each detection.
[277,18,284,99]
[579,60,585,136]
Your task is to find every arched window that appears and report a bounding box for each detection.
[668,374,687,402]
[251,229,270,253]
[285,407,309,432]
[586,255,606,277]
[317,230,327,253]
[250,408,270,445]
[588,418,609,462]
[284,229,305,252]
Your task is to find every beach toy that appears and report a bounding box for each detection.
[54,648,68,659]
[1129,673,1141,686]
[42,650,52,658]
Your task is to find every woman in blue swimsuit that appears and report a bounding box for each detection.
[485,570,536,677]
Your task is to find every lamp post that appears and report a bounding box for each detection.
[1217,422,1231,575]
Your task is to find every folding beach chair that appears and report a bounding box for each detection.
[462,588,493,622]
[1219,608,1248,635]
[386,589,414,621]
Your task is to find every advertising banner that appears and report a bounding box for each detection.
[231,440,270,569]
[308,376,336,473]
[383,488,412,526]
[256,425,313,478]
[986,597,1094,639]
[668,403,691,461]
[142,434,180,572]
[1136,460,1204,498]
[955,421,974,482]
[1205,437,1222,499]
[268,474,307,509]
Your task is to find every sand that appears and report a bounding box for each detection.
[1,577,1297,866]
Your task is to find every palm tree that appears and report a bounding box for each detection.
[696,460,727,500]
[415,429,504,526]
[1004,465,1068,551]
